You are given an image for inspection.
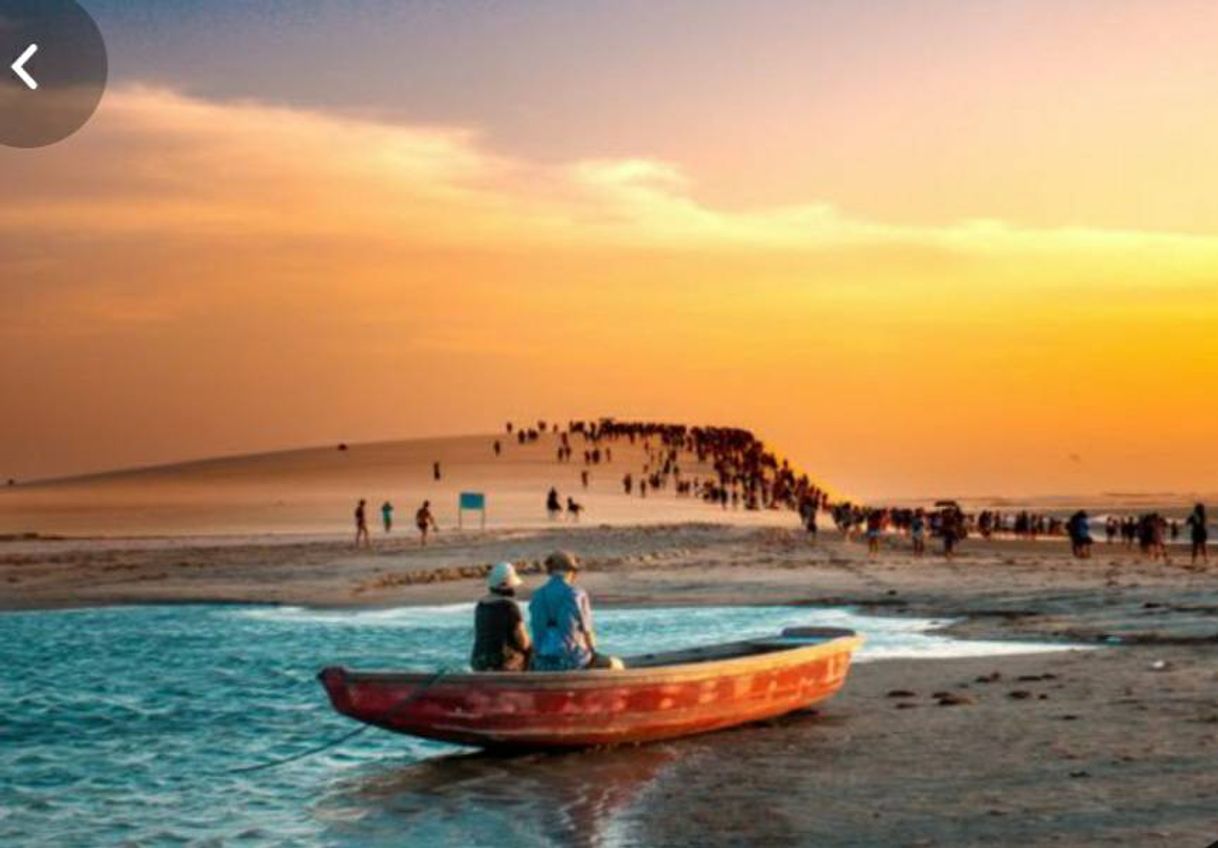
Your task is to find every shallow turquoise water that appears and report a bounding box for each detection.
[0,604,1064,846]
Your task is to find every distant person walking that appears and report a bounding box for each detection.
[415,500,438,547]
[354,499,371,549]
[1140,513,1170,562]
[911,509,927,557]
[546,487,562,520]
[1187,503,1209,566]
[799,496,818,540]
[381,501,394,534]
[567,496,584,522]
[865,510,883,557]
[433,461,442,482]
[493,439,502,457]
[941,506,962,559]
[1067,510,1093,559]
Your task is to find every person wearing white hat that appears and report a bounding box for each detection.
[470,561,532,672]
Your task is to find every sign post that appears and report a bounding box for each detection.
[458,491,486,530]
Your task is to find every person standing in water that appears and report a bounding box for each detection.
[433,461,442,482]
[529,551,622,671]
[354,499,371,549]
[470,562,532,672]
[1187,503,1209,566]
[415,500,438,547]
[380,501,394,534]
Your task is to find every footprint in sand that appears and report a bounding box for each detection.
[935,692,975,706]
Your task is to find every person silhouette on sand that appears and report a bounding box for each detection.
[354,500,371,549]
[380,501,394,534]
[416,500,438,547]
[567,496,584,521]
[1187,503,1209,566]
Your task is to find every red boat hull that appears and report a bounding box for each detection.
[318,628,861,749]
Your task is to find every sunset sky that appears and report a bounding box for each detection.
[3,0,1218,499]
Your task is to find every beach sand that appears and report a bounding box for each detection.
[3,434,1216,845]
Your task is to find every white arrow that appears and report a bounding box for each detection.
[12,43,38,91]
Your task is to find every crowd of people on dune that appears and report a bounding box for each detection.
[538,418,835,525]
[344,417,1210,569]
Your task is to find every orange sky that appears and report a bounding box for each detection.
[4,29,1218,500]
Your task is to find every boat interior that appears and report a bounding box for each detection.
[330,628,858,681]
[621,627,857,669]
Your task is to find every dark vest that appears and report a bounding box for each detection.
[471,595,529,672]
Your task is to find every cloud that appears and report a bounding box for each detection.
[6,84,1218,268]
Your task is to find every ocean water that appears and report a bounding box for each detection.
[0,604,1068,847]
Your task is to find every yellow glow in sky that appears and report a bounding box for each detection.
[2,88,1217,498]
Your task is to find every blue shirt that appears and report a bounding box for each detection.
[528,575,593,671]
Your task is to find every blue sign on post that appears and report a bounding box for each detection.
[458,492,486,529]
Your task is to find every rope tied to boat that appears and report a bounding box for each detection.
[226,667,449,776]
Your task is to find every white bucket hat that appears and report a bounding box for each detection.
[488,561,522,590]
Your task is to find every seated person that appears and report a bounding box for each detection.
[528,550,623,671]
[470,562,531,672]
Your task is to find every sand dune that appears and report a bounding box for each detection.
[0,432,796,537]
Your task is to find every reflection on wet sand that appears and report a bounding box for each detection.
[314,707,835,847]
[628,710,848,847]
[315,742,681,847]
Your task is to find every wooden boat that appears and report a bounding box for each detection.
[317,626,862,749]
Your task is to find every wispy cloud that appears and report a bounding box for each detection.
[8,85,1218,268]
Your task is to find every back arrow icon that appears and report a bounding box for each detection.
[12,43,38,91]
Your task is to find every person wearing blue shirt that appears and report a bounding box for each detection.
[528,550,622,671]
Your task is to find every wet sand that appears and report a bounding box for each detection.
[3,524,1217,846]
[371,648,1214,848]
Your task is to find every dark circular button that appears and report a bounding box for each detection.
[0,0,108,149]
